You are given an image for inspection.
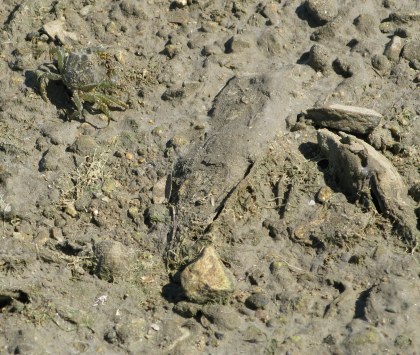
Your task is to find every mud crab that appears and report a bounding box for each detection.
[36,46,128,124]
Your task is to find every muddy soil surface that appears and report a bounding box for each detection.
[0,0,419,354]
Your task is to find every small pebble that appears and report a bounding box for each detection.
[79,5,92,16]
[215,332,224,340]
[269,261,285,274]
[34,229,50,245]
[102,178,117,197]
[245,293,269,310]
[242,325,267,343]
[255,309,270,323]
[173,0,187,7]
[124,152,134,160]
[225,36,251,54]
[51,227,64,243]
[316,186,333,203]
[371,54,390,73]
[127,207,139,220]
[114,51,126,64]
[384,36,403,62]
[150,323,160,331]
[164,44,179,58]
[152,177,168,204]
[144,204,170,226]
[65,203,78,217]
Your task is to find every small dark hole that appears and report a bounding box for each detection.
[333,281,346,293]
[346,39,359,49]
[0,295,13,309]
[16,290,30,304]
[56,241,83,256]
[370,189,383,214]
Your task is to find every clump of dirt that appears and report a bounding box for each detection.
[0,0,419,354]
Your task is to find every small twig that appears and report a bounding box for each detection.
[410,241,418,255]
[168,204,177,247]
[277,257,305,273]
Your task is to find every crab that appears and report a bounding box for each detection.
[36,46,128,124]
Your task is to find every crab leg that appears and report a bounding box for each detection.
[50,47,66,73]
[36,71,62,102]
[78,92,114,125]
[93,92,129,110]
[71,91,84,118]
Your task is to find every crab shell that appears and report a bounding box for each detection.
[60,48,117,91]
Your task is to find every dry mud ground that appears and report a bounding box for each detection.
[0,0,419,354]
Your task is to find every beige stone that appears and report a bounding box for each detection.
[180,246,236,304]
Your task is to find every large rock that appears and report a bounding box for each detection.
[180,246,236,304]
[317,129,418,246]
[170,70,316,267]
[305,0,338,25]
[307,104,382,134]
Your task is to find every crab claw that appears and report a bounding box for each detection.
[36,71,49,102]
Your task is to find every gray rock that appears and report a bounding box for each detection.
[101,178,118,197]
[332,56,362,78]
[384,36,403,62]
[225,36,251,53]
[144,204,170,227]
[307,104,382,134]
[353,14,378,36]
[152,176,168,204]
[307,44,331,73]
[114,318,147,344]
[200,21,218,33]
[402,40,420,64]
[42,19,78,45]
[305,0,338,25]
[39,145,63,171]
[261,3,280,26]
[180,246,236,304]
[201,304,241,331]
[119,0,143,18]
[388,11,420,24]
[257,28,283,55]
[371,54,391,73]
[310,17,342,41]
[245,293,270,310]
[68,135,99,156]
[173,301,201,318]
[394,335,413,349]
[242,325,267,343]
[94,240,135,282]
[368,125,395,150]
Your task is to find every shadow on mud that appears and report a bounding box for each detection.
[161,273,186,304]
[24,69,70,118]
